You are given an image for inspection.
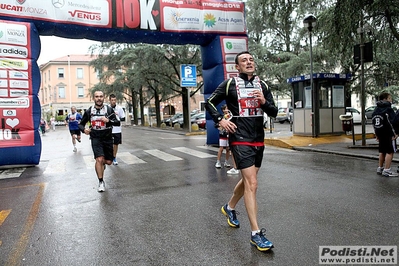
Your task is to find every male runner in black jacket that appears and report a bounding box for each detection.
[79,91,120,192]
[205,51,278,252]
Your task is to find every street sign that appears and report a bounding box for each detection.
[180,64,197,87]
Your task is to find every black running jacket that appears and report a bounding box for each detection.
[205,73,278,145]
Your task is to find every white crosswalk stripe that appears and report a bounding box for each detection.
[83,155,95,169]
[0,147,217,179]
[43,158,66,175]
[0,167,26,180]
[196,145,218,152]
[117,152,146,164]
[172,147,216,158]
[144,149,183,161]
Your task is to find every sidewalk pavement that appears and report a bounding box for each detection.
[135,123,391,162]
[263,123,395,162]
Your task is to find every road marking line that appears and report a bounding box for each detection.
[6,183,46,266]
[83,155,95,169]
[144,149,183,161]
[0,168,26,180]
[0,209,11,246]
[118,152,146,164]
[0,209,11,226]
[172,147,216,158]
[43,158,66,175]
[196,145,218,152]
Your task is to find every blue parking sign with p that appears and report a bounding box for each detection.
[180,64,197,87]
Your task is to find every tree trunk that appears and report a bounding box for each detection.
[139,87,145,126]
[132,91,139,125]
[154,90,161,127]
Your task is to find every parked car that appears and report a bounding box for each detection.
[345,107,367,124]
[162,113,183,126]
[365,105,397,121]
[276,107,293,124]
[175,112,205,127]
[191,112,206,129]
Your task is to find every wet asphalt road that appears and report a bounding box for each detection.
[0,125,398,266]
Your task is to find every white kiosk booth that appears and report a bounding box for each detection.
[287,73,352,136]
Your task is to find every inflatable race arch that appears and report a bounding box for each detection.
[0,0,248,167]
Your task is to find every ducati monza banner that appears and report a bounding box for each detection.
[0,19,41,167]
[0,0,246,34]
[0,20,35,148]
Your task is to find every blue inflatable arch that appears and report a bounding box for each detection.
[0,0,247,167]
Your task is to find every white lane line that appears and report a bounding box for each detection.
[196,145,218,152]
[144,149,183,161]
[172,147,216,158]
[43,158,66,175]
[0,167,26,180]
[83,155,95,169]
[118,152,146,164]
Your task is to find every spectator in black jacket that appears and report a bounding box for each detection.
[372,92,399,177]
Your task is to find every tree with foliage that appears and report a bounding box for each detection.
[89,43,202,127]
[245,0,334,99]
[321,0,399,102]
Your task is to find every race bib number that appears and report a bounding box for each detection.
[69,114,76,122]
[237,89,262,117]
[239,98,260,109]
[91,117,106,130]
[235,77,264,117]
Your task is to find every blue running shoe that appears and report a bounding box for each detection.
[250,228,274,252]
[221,204,240,228]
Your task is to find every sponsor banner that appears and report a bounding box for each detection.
[0,97,30,108]
[8,70,28,79]
[0,58,29,70]
[221,37,247,55]
[0,20,34,148]
[0,69,7,78]
[162,7,245,33]
[219,36,247,79]
[0,44,28,58]
[9,79,29,88]
[0,0,111,27]
[2,109,16,116]
[0,121,34,145]
[0,96,33,147]
[224,54,235,63]
[225,63,237,73]
[0,21,27,45]
[0,79,8,88]
[9,89,29,97]
[0,0,246,34]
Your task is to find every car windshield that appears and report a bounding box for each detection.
[171,113,182,119]
[347,108,360,114]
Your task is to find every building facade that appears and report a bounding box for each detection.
[39,54,99,121]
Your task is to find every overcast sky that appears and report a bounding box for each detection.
[37,36,100,65]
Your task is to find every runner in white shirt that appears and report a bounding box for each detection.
[109,94,126,165]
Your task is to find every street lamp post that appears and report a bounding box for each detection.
[303,14,318,138]
[357,22,366,146]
